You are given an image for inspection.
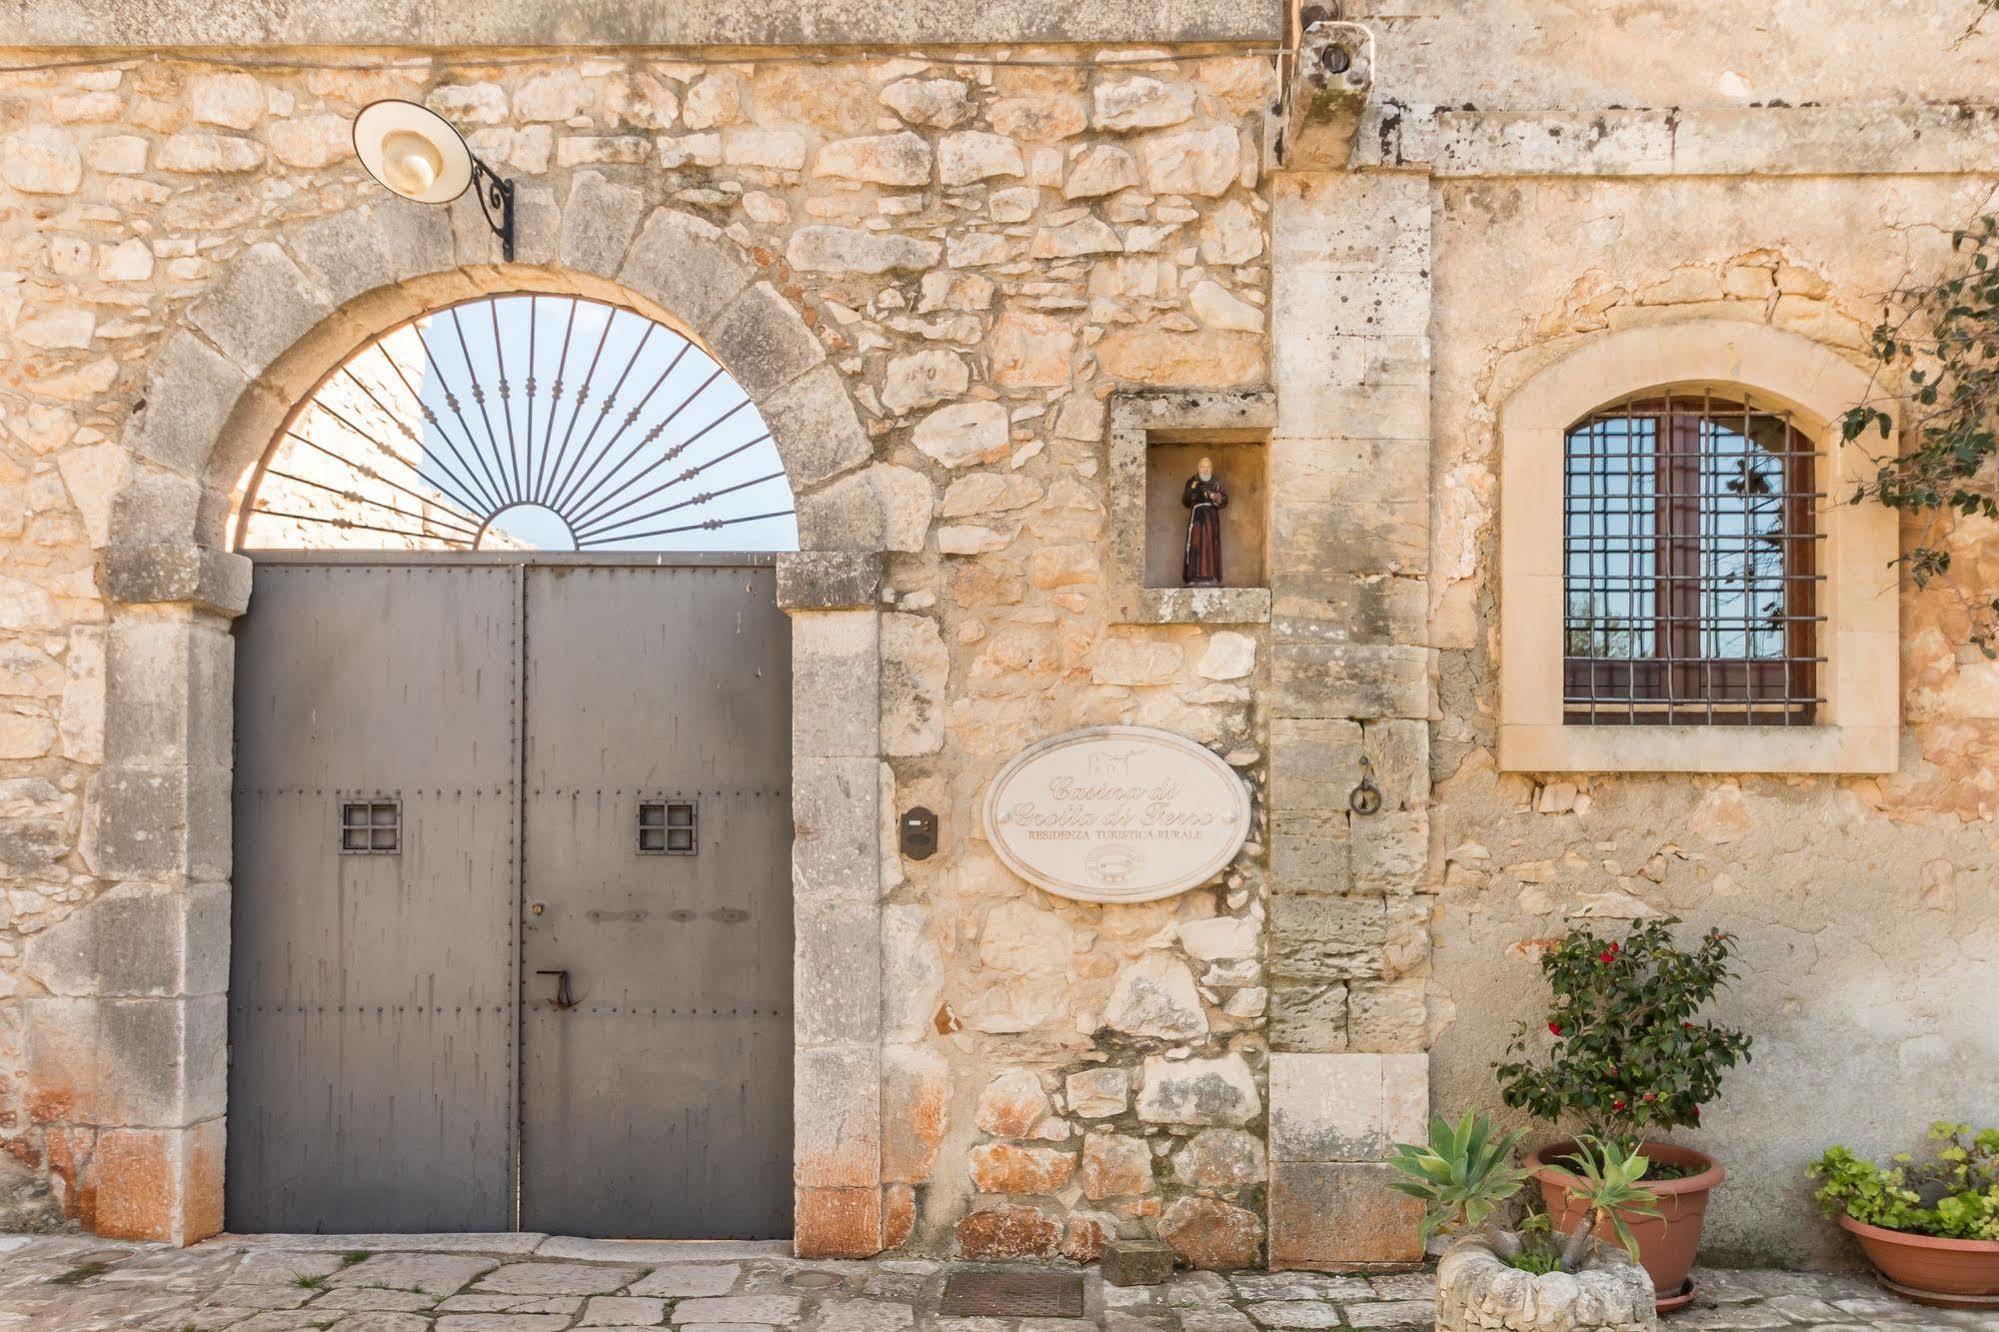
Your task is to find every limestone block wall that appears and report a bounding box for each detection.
[0,43,1309,1254]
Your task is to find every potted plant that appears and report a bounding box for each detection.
[1387,1112,1659,1332]
[1496,918,1753,1311]
[1809,1122,1999,1308]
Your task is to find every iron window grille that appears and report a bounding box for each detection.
[638,799,697,855]
[339,798,402,854]
[1562,392,1825,726]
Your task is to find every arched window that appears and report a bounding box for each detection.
[1498,322,1898,775]
[237,293,798,553]
[1562,392,1820,725]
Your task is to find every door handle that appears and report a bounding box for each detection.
[536,969,577,1010]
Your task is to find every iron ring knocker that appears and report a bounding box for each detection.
[1349,755,1383,817]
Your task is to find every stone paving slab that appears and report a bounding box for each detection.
[4,1233,1996,1332]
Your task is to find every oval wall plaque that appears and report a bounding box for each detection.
[983,725,1253,904]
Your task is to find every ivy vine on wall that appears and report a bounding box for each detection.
[1843,213,1999,654]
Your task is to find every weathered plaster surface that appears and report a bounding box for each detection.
[1426,173,1999,1266]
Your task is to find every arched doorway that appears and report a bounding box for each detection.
[226,292,797,1237]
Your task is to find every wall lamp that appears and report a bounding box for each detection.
[352,98,516,261]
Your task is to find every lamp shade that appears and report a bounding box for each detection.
[353,99,474,204]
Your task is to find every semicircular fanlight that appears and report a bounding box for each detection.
[238,293,799,553]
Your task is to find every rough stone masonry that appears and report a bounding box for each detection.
[0,0,1996,1274]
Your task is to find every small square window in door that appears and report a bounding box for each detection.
[339,799,401,854]
[637,799,697,855]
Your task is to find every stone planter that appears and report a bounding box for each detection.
[1435,1234,1657,1332]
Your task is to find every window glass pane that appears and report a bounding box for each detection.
[1560,395,1818,726]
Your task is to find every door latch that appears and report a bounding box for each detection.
[535,969,577,1010]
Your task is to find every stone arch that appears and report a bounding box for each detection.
[1495,318,1899,774]
[79,179,891,1252]
[108,184,883,567]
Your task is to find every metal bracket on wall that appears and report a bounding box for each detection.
[1348,756,1383,816]
[470,154,516,262]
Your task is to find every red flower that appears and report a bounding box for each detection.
[1683,1021,1695,1030]
[1599,950,1616,964]
[1613,1099,1627,1111]
[1548,1021,1563,1036]
[1644,1092,1657,1101]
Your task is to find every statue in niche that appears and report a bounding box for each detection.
[1181,456,1227,587]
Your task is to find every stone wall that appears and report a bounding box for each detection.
[0,43,1309,1256]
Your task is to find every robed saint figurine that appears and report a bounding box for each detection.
[1182,457,1227,586]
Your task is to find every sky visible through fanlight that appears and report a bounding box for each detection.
[1562,413,1788,661]
[411,294,798,552]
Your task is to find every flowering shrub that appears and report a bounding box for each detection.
[1811,1123,1999,1240]
[1495,918,1753,1144]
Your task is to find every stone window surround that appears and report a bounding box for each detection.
[82,181,894,1253]
[1107,390,1276,626]
[1497,320,1899,775]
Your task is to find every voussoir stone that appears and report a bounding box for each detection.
[756,363,872,488]
[621,207,753,328]
[558,172,646,277]
[787,226,943,274]
[706,282,825,397]
[185,242,331,376]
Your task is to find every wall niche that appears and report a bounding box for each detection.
[1109,390,1275,625]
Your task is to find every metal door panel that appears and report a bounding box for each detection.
[230,564,520,1232]
[519,565,792,1238]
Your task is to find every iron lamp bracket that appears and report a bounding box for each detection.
[470,153,516,262]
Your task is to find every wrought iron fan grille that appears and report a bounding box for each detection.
[238,293,798,553]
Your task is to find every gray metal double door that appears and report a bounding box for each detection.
[229,557,793,1237]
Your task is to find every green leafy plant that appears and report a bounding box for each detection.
[1496,918,1752,1149]
[1557,1136,1662,1270]
[1386,1111,1570,1273]
[1386,1111,1533,1243]
[1810,1122,1999,1240]
[1841,213,1999,654]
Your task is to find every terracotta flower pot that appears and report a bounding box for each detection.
[1837,1212,1999,1309]
[1526,1140,1722,1313]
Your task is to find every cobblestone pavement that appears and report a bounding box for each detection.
[1,1233,1991,1332]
